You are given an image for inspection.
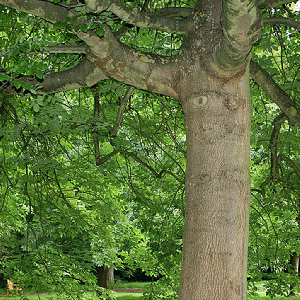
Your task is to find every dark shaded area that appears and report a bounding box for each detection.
[115,268,161,282]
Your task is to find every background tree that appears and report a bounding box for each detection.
[0,0,299,299]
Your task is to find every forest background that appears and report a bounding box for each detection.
[0,0,299,299]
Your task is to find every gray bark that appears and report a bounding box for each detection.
[178,62,251,300]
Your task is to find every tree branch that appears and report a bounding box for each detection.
[260,175,272,196]
[45,45,88,54]
[269,114,287,180]
[110,86,135,136]
[212,0,262,71]
[97,149,120,165]
[0,0,80,24]
[85,0,189,34]
[1,58,107,94]
[53,169,72,209]
[154,7,192,18]
[250,60,300,125]
[95,149,184,182]
[91,86,101,165]
[258,0,297,8]
[76,28,179,99]
[263,17,300,31]
[121,150,184,183]
[0,1,180,98]
[279,154,300,177]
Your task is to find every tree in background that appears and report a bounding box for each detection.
[0,0,299,299]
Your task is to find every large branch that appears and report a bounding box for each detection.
[154,7,192,18]
[76,27,179,99]
[250,60,300,125]
[212,0,262,71]
[85,0,189,34]
[1,58,107,94]
[0,0,80,24]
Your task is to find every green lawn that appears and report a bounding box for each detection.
[2,291,300,300]
[2,293,300,300]
[250,296,299,300]
[1,281,299,300]
[114,292,143,300]
[0,292,144,300]
[1,292,300,300]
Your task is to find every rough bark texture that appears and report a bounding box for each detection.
[178,62,251,299]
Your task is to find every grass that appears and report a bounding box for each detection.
[114,292,143,300]
[250,296,299,300]
[0,292,143,300]
[112,281,151,289]
[1,281,299,299]
[247,281,300,299]
[1,292,300,300]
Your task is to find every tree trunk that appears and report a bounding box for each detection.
[178,68,251,299]
[107,267,114,286]
[97,267,114,288]
[289,253,299,297]
[290,253,300,274]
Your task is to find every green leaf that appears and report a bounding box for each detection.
[36,97,44,106]
[80,24,88,33]
[12,79,22,89]
[32,103,40,112]
[74,24,81,31]
[54,21,68,28]
[0,73,9,81]
[21,81,35,92]
[258,4,267,9]
[10,48,20,57]
[35,70,44,80]
[97,25,105,37]
[75,6,85,13]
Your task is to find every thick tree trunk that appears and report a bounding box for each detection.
[178,69,251,299]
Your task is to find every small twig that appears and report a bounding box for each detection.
[260,175,272,196]
[53,169,72,208]
[95,148,184,183]
[279,154,300,177]
[97,149,120,165]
